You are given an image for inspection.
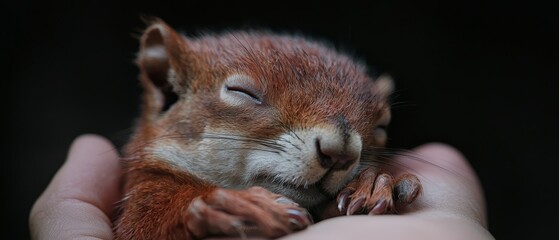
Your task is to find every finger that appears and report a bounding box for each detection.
[30,134,122,239]
[48,134,123,215]
[388,143,487,227]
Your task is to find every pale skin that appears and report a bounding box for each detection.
[29,134,495,240]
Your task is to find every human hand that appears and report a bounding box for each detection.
[29,134,122,239]
[29,135,494,240]
[280,143,495,240]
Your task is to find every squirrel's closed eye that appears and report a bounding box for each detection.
[225,85,262,104]
[220,74,263,105]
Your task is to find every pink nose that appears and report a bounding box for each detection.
[316,138,359,170]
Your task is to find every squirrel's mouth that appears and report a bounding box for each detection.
[253,174,315,189]
[253,172,327,190]
[252,171,337,207]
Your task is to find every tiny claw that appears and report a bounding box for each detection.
[347,197,365,215]
[286,209,313,226]
[337,192,350,213]
[369,199,387,215]
[276,197,298,206]
[288,218,304,229]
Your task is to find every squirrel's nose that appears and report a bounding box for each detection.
[315,134,361,170]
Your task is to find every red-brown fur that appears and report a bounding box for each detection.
[113,18,421,240]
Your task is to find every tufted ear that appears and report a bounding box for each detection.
[136,18,196,119]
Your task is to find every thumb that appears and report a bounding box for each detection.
[389,143,487,227]
[30,134,122,239]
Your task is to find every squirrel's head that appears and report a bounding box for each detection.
[127,18,394,207]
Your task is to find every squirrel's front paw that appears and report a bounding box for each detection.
[337,167,422,215]
[186,186,313,239]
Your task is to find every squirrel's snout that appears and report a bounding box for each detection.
[315,132,361,170]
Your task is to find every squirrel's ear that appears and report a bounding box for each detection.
[375,74,394,99]
[137,18,194,96]
[136,19,195,118]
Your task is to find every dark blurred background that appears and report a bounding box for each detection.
[5,0,557,239]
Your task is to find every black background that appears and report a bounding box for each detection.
[5,1,558,239]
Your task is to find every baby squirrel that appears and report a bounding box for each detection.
[113,18,422,240]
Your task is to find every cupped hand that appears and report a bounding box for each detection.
[280,143,495,240]
[29,135,494,240]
